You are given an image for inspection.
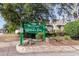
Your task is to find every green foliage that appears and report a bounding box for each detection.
[0,4,48,23]
[53,36,64,42]
[0,4,48,33]
[64,35,71,40]
[64,20,79,37]
[53,36,71,42]
[36,32,43,40]
[4,23,17,33]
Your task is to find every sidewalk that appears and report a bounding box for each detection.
[0,41,19,48]
[16,43,79,53]
[0,41,79,54]
[1,46,79,56]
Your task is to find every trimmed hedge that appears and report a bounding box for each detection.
[64,20,79,37]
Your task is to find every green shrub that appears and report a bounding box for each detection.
[36,32,43,40]
[64,20,79,37]
[64,35,71,40]
[51,35,71,42]
[53,36,64,42]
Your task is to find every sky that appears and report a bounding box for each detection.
[0,16,6,29]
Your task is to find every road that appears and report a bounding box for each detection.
[0,46,79,56]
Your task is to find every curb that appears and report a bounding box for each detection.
[16,43,77,53]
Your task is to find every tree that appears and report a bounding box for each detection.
[3,23,16,33]
[0,3,79,33]
[0,3,49,33]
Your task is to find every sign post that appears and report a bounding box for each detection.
[20,21,46,45]
[20,22,24,45]
[43,24,46,41]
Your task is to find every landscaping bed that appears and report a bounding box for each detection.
[50,39,79,46]
[19,37,79,46]
[16,37,79,53]
[0,33,79,46]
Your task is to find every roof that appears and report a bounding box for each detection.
[55,20,66,25]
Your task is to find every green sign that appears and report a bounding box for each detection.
[20,22,46,45]
[24,23,44,33]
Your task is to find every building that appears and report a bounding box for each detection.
[0,29,6,34]
[46,19,77,33]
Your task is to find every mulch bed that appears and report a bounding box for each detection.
[22,39,79,46]
[49,40,63,46]
[50,39,79,46]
